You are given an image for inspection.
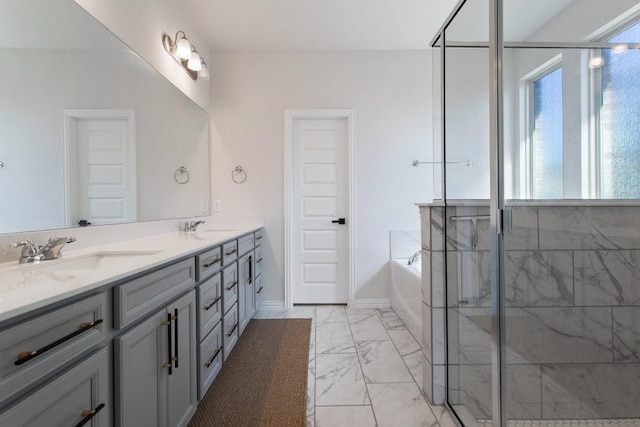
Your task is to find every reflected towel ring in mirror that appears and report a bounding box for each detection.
[232,166,247,184]
[174,166,190,184]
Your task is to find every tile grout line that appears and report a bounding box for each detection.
[383,308,442,426]
[346,306,380,426]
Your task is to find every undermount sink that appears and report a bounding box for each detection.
[36,250,163,271]
[204,228,237,233]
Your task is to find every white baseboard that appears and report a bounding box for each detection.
[257,301,286,311]
[354,298,391,309]
[258,299,391,310]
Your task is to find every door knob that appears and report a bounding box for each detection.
[331,218,346,225]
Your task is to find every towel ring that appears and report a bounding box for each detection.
[174,166,190,184]
[232,166,247,184]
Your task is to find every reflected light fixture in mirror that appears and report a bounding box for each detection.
[162,31,209,80]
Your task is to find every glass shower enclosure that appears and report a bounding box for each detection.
[432,0,640,426]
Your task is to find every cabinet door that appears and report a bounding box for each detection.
[222,263,238,313]
[197,272,222,339]
[115,310,166,427]
[166,291,197,427]
[244,251,256,326]
[0,347,110,427]
[238,252,250,334]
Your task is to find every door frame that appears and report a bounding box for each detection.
[284,109,356,309]
[63,109,137,227]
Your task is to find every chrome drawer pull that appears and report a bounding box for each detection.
[226,323,239,337]
[76,403,105,427]
[204,296,222,310]
[257,286,264,294]
[204,347,222,367]
[15,319,104,366]
[256,235,263,240]
[203,258,221,268]
[225,281,238,291]
[225,248,237,256]
[256,258,263,263]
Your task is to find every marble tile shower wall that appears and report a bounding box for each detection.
[420,204,640,421]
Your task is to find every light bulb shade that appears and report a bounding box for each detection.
[199,62,210,80]
[176,37,191,60]
[187,51,202,71]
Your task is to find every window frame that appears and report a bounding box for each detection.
[588,14,640,199]
[520,55,563,199]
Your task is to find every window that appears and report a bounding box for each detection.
[530,67,563,199]
[597,21,640,198]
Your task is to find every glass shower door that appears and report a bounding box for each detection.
[440,0,494,425]
[501,0,640,425]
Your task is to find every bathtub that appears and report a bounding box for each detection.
[390,258,422,343]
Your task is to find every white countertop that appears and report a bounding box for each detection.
[0,224,262,324]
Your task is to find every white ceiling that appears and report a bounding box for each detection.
[183,0,580,51]
[183,0,436,51]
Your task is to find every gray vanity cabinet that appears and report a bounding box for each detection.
[115,290,197,427]
[0,347,110,427]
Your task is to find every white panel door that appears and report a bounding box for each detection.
[293,118,348,304]
[76,118,134,225]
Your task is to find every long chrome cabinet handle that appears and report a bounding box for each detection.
[163,313,173,375]
[203,258,221,268]
[15,319,104,366]
[76,403,106,427]
[226,323,239,337]
[225,248,237,256]
[256,235,263,240]
[225,281,238,291]
[204,347,222,368]
[256,258,263,263]
[257,286,264,294]
[173,309,179,368]
[204,296,222,311]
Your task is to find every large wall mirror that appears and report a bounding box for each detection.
[0,0,210,234]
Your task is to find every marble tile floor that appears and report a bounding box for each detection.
[254,305,458,427]
[477,420,640,427]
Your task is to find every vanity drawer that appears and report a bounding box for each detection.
[222,241,238,266]
[222,263,238,314]
[0,347,110,427]
[254,228,264,244]
[198,323,222,400]
[238,234,254,256]
[197,272,222,339]
[114,258,195,329]
[0,293,108,404]
[222,303,239,361]
[255,275,264,309]
[254,244,263,278]
[196,246,222,282]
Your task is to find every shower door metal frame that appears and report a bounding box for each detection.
[430,0,507,426]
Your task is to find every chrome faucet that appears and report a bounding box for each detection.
[184,220,205,233]
[407,250,421,266]
[11,237,76,264]
[39,237,77,260]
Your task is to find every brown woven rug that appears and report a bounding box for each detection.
[189,318,312,427]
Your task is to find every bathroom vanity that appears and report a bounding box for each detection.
[0,226,265,427]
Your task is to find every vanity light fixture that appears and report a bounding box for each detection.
[162,31,210,81]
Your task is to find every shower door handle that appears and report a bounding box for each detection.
[331,218,346,225]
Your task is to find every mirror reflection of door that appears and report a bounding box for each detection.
[64,110,136,227]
